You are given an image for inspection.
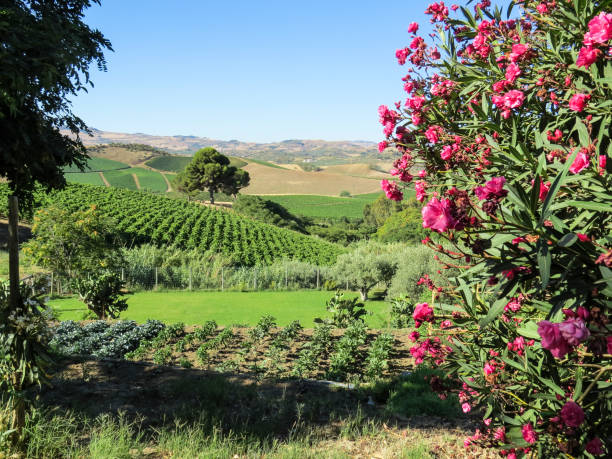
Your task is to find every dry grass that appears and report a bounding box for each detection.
[241,163,384,196]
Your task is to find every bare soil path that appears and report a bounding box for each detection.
[132,173,141,190]
[160,172,173,192]
[98,171,111,187]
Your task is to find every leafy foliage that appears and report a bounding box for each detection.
[175,147,249,203]
[319,291,367,328]
[73,272,128,320]
[380,1,612,456]
[233,195,307,233]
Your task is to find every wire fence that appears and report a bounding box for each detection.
[45,264,348,294]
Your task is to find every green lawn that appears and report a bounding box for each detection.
[263,193,383,219]
[49,290,392,328]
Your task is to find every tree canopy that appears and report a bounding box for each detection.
[0,0,112,198]
[176,147,250,204]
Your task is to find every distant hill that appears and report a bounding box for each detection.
[63,128,382,163]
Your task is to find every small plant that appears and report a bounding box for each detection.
[215,360,238,373]
[179,357,192,369]
[319,292,367,328]
[364,333,394,380]
[291,323,334,378]
[271,320,303,349]
[174,338,187,353]
[152,346,172,366]
[195,345,209,366]
[389,298,414,329]
[326,321,368,381]
[248,315,277,341]
[193,320,217,341]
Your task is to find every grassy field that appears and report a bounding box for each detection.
[65,171,106,186]
[263,192,382,219]
[131,167,168,192]
[103,168,138,189]
[63,157,129,173]
[49,290,392,328]
[246,158,286,169]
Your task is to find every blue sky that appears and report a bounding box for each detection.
[72,0,441,143]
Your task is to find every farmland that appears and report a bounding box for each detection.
[1,183,343,265]
[265,193,383,219]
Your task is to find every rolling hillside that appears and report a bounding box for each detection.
[0,184,342,265]
[61,128,384,163]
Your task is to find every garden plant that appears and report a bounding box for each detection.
[379,0,611,456]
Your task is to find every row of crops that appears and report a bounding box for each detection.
[0,184,342,265]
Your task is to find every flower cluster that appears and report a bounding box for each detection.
[377,1,611,457]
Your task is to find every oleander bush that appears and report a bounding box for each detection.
[378,0,611,456]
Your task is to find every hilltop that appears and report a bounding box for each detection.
[64,128,384,163]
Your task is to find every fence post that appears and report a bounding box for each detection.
[155,267,158,290]
[50,272,54,297]
[121,268,125,282]
[189,266,193,291]
[253,268,257,290]
[221,267,224,291]
[345,280,349,291]
[285,266,288,290]
[316,269,320,289]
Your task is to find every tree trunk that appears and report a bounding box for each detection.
[209,188,215,205]
[8,195,20,309]
[359,289,368,301]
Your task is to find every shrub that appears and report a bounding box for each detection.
[319,291,367,328]
[388,298,414,329]
[379,1,612,456]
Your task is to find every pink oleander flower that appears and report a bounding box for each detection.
[522,423,538,444]
[569,151,589,174]
[412,112,423,126]
[599,155,606,175]
[406,95,426,110]
[413,302,434,327]
[422,197,457,232]
[504,89,525,109]
[583,12,612,46]
[381,179,403,201]
[483,418,492,426]
[494,427,506,442]
[536,2,548,14]
[408,331,420,342]
[576,46,601,69]
[509,43,528,62]
[538,320,571,358]
[474,176,507,200]
[415,181,427,202]
[425,125,442,144]
[483,362,496,375]
[577,233,590,242]
[569,93,590,112]
[440,145,453,160]
[560,401,585,427]
[538,180,551,201]
[378,141,388,153]
[546,129,563,142]
[505,63,521,83]
[408,22,419,34]
[558,318,590,346]
[585,437,605,455]
[418,170,427,178]
[461,402,471,413]
[395,48,410,65]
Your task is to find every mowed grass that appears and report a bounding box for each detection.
[49,290,392,328]
[264,192,383,219]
